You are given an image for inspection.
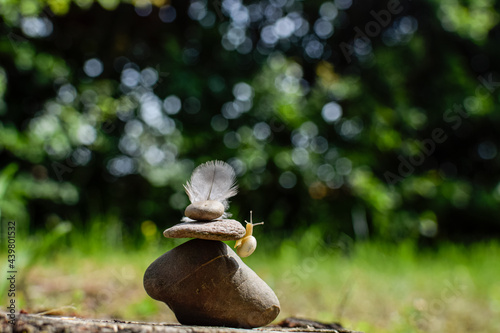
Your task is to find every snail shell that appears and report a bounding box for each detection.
[184,200,224,221]
[236,235,257,258]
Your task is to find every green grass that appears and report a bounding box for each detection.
[1,222,499,333]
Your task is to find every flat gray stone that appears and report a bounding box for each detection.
[163,219,246,241]
[143,239,280,328]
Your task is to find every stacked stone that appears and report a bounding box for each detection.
[143,161,280,328]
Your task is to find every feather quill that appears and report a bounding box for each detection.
[184,160,238,210]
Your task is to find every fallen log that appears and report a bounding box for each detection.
[0,313,362,333]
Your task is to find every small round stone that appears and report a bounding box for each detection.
[185,200,224,221]
[163,219,246,241]
[143,239,280,328]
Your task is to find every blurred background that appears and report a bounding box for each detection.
[0,0,499,332]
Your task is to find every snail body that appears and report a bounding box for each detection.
[235,211,263,258]
[185,200,225,221]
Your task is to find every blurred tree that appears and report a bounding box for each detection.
[1,0,500,243]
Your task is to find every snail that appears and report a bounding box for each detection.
[182,161,238,221]
[234,211,264,258]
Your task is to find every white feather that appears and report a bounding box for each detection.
[183,160,238,210]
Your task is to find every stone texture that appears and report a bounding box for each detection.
[184,200,224,221]
[143,239,280,328]
[163,219,246,241]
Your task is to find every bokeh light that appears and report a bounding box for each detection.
[321,101,343,123]
[21,17,53,37]
[83,58,104,78]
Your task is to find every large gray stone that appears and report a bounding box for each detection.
[143,239,280,328]
[163,219,246,241]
